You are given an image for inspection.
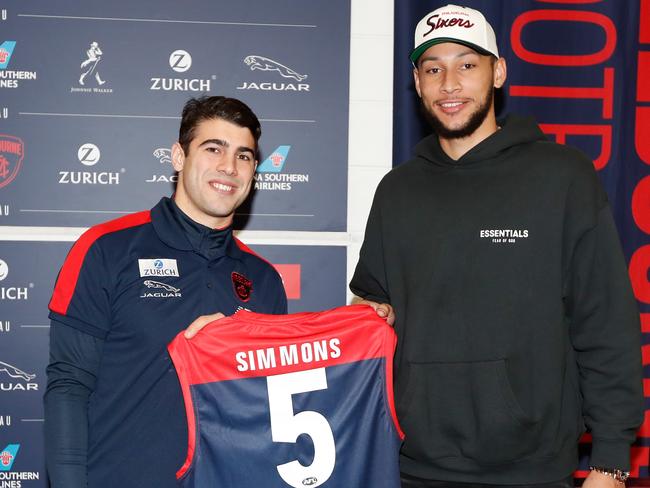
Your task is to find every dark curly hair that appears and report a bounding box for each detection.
[178,96,261,155]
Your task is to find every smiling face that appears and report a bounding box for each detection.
[413,42,506,144]
[171,117,257,229]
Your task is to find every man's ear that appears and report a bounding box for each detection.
[413,67,422,98]
[171,142,185,172]
[493,57,507,89]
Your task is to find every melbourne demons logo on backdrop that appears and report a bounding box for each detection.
[0,135,24,189]
[231,272,252,302]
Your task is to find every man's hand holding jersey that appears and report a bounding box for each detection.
[184,312,226,339]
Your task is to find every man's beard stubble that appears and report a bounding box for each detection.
[422,87,494,140]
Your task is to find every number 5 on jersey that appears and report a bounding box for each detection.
[267,368,335,487]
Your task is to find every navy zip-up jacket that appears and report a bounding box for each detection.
[45,197,287,488]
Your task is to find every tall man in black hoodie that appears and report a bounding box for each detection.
[350,4,644,488]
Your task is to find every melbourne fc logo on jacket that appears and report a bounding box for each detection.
[0,135,24,189]
[231,272,252,302]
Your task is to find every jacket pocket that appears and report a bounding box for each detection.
[399,359,541,465]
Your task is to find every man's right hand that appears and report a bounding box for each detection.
[358,300,395,326]
[184,313,226,339]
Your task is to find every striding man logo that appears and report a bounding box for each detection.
[79,41,106,86]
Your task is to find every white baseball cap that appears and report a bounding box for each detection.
[410,4,499,64]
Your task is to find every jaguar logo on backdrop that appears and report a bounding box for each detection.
[147,147,177,184]
[0,360,38,391]
[237,55,310,92]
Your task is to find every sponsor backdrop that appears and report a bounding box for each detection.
[0,0,350,486]
[0,0,348,231]
[394,0,650,480]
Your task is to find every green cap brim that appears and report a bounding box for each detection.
[409,38,493,64]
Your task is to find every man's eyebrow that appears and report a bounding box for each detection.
[199,139,255,155]
[198,138,228,148]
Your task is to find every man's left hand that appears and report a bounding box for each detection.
[582,470,625,488]
[184,312,226,339]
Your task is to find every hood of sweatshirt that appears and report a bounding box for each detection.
[414,114,547,168]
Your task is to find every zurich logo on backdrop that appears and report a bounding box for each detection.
[0,259,7,280]
[59,143,122,185]
[77,143,100,166]
[237,55,309,92]
[0,260,29,301]
[169,50,192,72]
[150,49,213,92]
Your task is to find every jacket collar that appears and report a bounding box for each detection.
[150,197,245,261]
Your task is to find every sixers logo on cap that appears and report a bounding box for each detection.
[231,272,252,302]
[410,4,499,64]
[0,135,24,189]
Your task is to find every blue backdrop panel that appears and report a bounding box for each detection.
[0,241,71,487]
[250,244,347,313]
[394,0,649,478]
[0,0,349,231]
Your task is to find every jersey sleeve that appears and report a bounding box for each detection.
[49,235,113,339]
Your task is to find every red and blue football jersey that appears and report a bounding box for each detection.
[168,304,403,487]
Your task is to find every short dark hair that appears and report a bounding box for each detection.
[178,96,261,155]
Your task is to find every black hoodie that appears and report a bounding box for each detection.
[350,115,643,484]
